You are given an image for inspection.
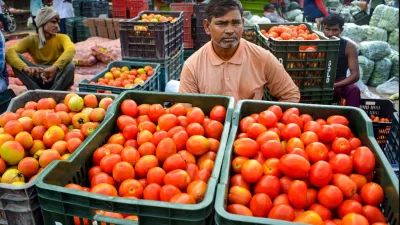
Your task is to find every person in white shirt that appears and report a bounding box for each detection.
[30,0,44,32]
[53,0,74,34]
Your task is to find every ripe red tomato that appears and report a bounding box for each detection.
[261,140,285,159]
[309,204,332,221]
[332,137,352,155]
[327,115,349,126]
[329,153,353,175]
[228,185,252,206]
[267,105,283,120]
[100,154,122,174]
[91,172,115,187]
[250,193,273,217]
[305,142,329,163]
[288,180,307,209]
[318,125,336,143]
[362,205,386,224]
[317,185,343,209]
[268,204,295,221]
[233,138,259,158]
[91,183,117,196]
[241,159,263,183]
[353,147,375,175]
[209,105,226,123]
[281,107,300,124]
[258,110,278,128]
[309,161,333,188]
[332,174,357,198]
[300,131,319,146]
[337,200,363,219]
[254,175,280,199]
[273,193,289,205]
[230,174,251,190]
[360,182,384,206]
[278,154,310,179]
[239,116,256,133]
[281,123,302,140]
[143,183,161,200]
[304,121,321,133]
[262,158,281,177]
[160,184,181,202]
[341,213,369,225]
[227,204,253,216]
[121,100,138,117]
[279,176,294,194]
[331,124,352,139]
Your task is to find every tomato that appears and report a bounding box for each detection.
[117,115,137,131]
[135,155,159,178]
[198,158,214,173]
[146,167,166,186]
[138,142,156,156]
[360,182,384,206]
[124,140,138,149]
[241,159,263,183]
[169,103,187,117]
[327,115,349,126]
[195,169,211,183]
[178,150,196,165]
[92,147,111,166]
[309,204,332,221]
[294,211,324,224]
[148,104,165,123]
[91,183,117,196]
[309,161,333,188]
[267,105,283,120]
[353,147,375,175]
[300,131,319,146]
[239,116,256,133]
[362,205,386,224]
[209,105,226,123]
[170,193,196,204]
[258,110,278,128]
[262,158,280,177]
[208,138,220,152]
[348,137,362,150]
[273,194,289,205]
[288,180,307,209]
[304,121,321,133]
[279,176,294,194]
[305,188,318,208]
[137,104,150,116]
[318,125,336,143]
[122,124,139,140]
[281,123,302,140]
[246,123,267,140]
[329,154,353,175]
[186,135,210,156]
[88,166,102,181]
[305,142,328,163]
[186,123,204,137]
[278,154,310,179]
[250,113,259,121]
[254,175,280,199]
[119,179,143,197]
[233,138,259,158]
[164,169,191,190]
[287,114,304,129]
[332,137,352,155]
[163,153,186,172]
[316,118,327,126]
[268,127,281,138]
[332,174,357,198]
[230,174,251,190]
[177,116,189,128]
[294,209,306,219]
[100,154,122,174]
[256,131,280,146]
[156,138,177,163]
[91,172,115,187]
[228,185,252,206]
[252,151,266,164]
[121,146,140,167]
[121,100,138,117]
[237,133,248,139]
[160,184,181,202]
[113,161,135,183]
[153,130,169,146]
[281,107,300,124]
[286,137,304,152]
[250,193,273,217]
[205,120,224,140]
[186,180,207,203]
[185,163,199,181]
[347,193,362,204]
[65,184,84,191]
[268,204,295,221]
[261,140,285,159]
[337,200,363,219]
[158,114,178,132]
[341,213,369,225]
[318,185,343,209]
[227,204,253,216]
[331,124,352,139]
[143,183,161,200]
[300,114,313,125]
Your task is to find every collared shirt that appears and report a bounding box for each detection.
[179,39,300,103]
[30,0,43,16]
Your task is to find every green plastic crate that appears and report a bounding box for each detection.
[184,48,196,60]
[78,61,161,94]
[243,25,257,44]
[0,89,15,115]
[215,100,399,225]
[256,23,340,92]
[35,91,234,225]
[263,87,335,105]
[66,17,91,43]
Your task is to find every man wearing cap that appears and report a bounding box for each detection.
[6,6,76,90]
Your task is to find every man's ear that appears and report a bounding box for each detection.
[203,19,211,35]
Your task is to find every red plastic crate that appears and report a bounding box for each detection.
[112,0,126,7]
[170,2,194,28]
[128,0,148,18]
[112,6,128,18]
[184,26,194,48]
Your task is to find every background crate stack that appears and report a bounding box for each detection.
[79,61,161,94]
[193,2,210,50]
[384,112,399,178]
[128,0,149,18]
[84,18,123,40]
[257,23,340,104]
[0,89,15,115]
[66,17,91,43]
[111,0,129,18]
[73,0,109,17]
[34,91,234,225]
[170,2,194,49]
[360,99,396,150]
[120,11,184,91]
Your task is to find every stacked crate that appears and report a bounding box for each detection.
[111,0,149,19]
[66,17,91,43]
[170,2,195,49]
[193,2,210,50]
[73,0,109,17]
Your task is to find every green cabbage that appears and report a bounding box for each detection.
[368,58,392,86]
[359,41,392,60]
[377,6,399,31]
[388,50,399,78]
[358,56,375,84]
[286,9,302,20]
[369,5,385,27]
[388,29,399,50]
[365,26,387,42]
[341,23,364,42]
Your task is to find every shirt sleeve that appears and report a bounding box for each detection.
[179,62,200,94]
[53,34,76,70]
[264,51,300,102]
[5,36,32,71]
[315,0,329,16]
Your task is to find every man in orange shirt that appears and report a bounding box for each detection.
[179,0,300,103]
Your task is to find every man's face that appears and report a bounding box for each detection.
[204,9,244,49]
[323,24,342,38]
[43,15,60,36]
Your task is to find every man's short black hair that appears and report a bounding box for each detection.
[322,14,345,29]
[205,0,244,22]
[264,4,274,11]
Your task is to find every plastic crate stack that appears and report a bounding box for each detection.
[0,89,15,114]
[360,99,396,150]
[193,2,210,50]
[66,17,91,43]
[170,2,195,49]
[120,11,185,91]
[256,23,340,105]
[384,112,399,178]
[73,0,109,17]
[111,0,149,18]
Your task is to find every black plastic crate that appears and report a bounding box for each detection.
[0,204,43,225]
[243,25,257,44]
[256,23,340,92]
[66,17,91,43]
[0,90,15,115]
[360,99,396,150]
[81,0,109,18]
[72,0,82,17]
[263,87,334,105]
[78,61,161,94]
[193,2,206,28]
[193,26,210,50]
[353,11,370,25]
[120,11,184,59]
[384,112,399,178]
[123,47,184,91]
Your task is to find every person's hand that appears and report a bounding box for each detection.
[22,66,43,78]
[42,66,58,83]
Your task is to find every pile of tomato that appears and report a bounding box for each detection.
[227,105,388,225]
[65,100,227,222]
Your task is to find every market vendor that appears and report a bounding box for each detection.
[0,31,8,93]
[6,6,75,90]
[263,4,288,23]
[179,0,300,103]
[322,14,361,107]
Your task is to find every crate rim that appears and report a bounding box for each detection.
[120,10,184,23]
[34,90,235,215]
[214,99,399,224]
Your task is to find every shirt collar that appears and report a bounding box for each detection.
[207,39,245,66]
